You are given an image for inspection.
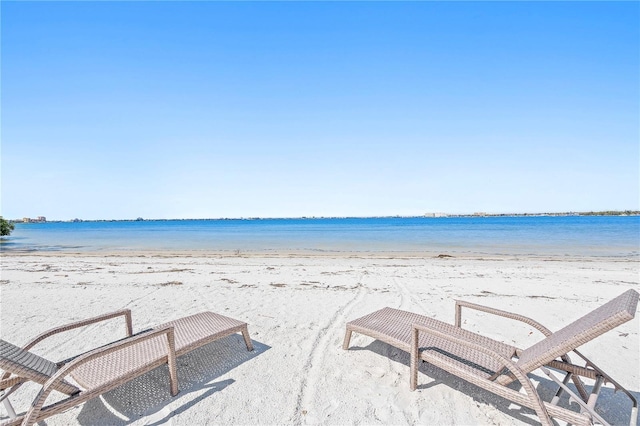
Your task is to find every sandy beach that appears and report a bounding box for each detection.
[1,251,638,425]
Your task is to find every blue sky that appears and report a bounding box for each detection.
[2,2,638,220]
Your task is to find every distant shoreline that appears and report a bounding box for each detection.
[10,210,640,224]
[4,215,638,258]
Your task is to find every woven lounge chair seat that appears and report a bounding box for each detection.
[71,312,252,390]
[346,307,517,379]
[1,310,253,426]
[344,289,639,426]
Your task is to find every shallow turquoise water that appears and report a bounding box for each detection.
[2,216,639,256]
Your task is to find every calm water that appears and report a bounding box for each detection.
[2,216,639,257]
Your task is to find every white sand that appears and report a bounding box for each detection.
[1,251,638,425]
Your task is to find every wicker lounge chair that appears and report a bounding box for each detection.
[1,309,253,426]
[343,289,639,426]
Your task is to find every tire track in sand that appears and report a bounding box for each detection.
[386,274,431,425]
[393,274,431,314]
[44,283,165,358]
[292,271,368,424]
[390,265,464,425]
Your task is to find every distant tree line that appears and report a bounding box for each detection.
[578,211,640,216]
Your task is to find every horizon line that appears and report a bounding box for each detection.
[10,210,640,223]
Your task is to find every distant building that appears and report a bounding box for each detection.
[424,213,448,218]
[22,216,47,223]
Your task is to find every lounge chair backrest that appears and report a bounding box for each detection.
[0,340,79,395]
[516,289,639,373]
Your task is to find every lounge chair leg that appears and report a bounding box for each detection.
[584,375,604,413]
[342,329,353,350]
[560,354,589,402]
[23,386,53,426]
[1,396,17,419]
[551,372,572,406]
[541,367,610,426]
[241,326,254,351]
[410,327,419,391]
[165,329,179,397]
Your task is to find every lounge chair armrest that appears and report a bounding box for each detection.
[22,325,179,426]
[454,300,552,337]
[411,321,519,372]
[410,322,552,424]
[22,309,133,352]
[0,310,134,384]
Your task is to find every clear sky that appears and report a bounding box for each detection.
[1,1,638,220]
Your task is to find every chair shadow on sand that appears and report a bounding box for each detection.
[351,340,638,426]
[72,334,270,425]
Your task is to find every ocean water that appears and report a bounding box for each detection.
[2,216,639,257]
